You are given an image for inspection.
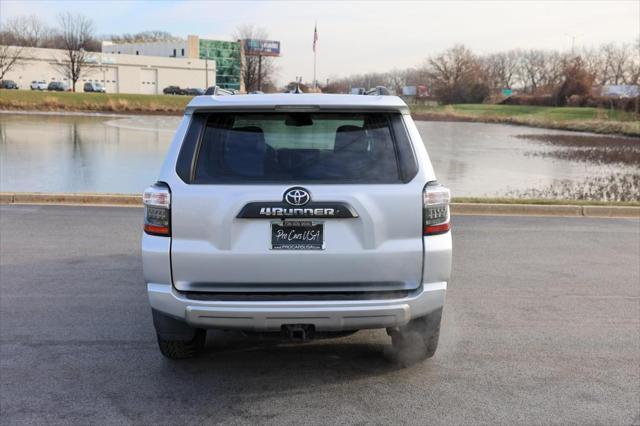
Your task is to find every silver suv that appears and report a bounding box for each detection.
[142,91,452,362]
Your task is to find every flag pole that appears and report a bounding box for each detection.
[313,21,317,89]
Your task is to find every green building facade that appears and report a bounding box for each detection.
[199,39,241,90]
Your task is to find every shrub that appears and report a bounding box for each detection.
[501,95,555,106]
[586,96,639,112]
[503,94,639,113]
[567,95,588,107]
[552,57,594,106]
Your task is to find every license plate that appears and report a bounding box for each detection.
[271,221,324,250]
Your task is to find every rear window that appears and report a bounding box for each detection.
[180,112,417,184]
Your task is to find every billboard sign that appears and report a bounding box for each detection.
[417,85,430,98]
[402,86,417,96]
[243,39,281,56]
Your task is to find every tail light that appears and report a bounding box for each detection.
[143,183,171,236]
[423,182,450,236]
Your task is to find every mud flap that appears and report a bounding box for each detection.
[152,309,200,341]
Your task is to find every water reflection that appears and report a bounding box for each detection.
[0,113,637,199]
[418,121,638,198]
[0,113,179,193]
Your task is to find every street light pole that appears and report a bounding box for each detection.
[563,33,582,55]
[258,55,262,91]
[205,48,209,88]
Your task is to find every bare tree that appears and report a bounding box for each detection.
[52,13,95,92]
[325,67,430,95]
[322,77,350,94]
[608,43,635,84]
[4,15,48,47]
[541,51,566,89]
[404,66,429,87]
[0,45,23,81]
[582,46,609,86]
[382,69,407,94]
[324,71,391,93]
[518,50,565,93]
[519,50,546,93]
[627,39,640,85]
[483,50,520,90]
[582,42,639,86]
[108,30,180,44]
[234,24,277,92]
[426,45,489,103]
[310,39,640,101]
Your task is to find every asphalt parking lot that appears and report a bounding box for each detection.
[1,205,638,425]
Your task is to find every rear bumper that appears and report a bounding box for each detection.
[147,282,446,332]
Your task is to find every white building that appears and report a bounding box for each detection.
[601,85,640,98]
[102,35,243,91]
[2,45,215,94]
[102,38,195,59]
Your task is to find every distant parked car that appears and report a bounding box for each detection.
[84,82,106,93]
[182,88,204,96]
[47,81,68,92]
[30,80,48,90]
[0,80,19,89]
[163,85,184,95]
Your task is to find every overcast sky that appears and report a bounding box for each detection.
[1,0,638,85]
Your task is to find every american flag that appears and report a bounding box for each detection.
[313,23,318,52]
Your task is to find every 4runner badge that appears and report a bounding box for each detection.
[236,188,358,219]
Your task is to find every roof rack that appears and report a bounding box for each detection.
[204,86,238,96]
[364,86,392,96]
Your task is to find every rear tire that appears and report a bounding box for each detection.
[391,308,442,366]
[156,329,206,359]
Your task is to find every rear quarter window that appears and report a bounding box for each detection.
[176,112,418,184]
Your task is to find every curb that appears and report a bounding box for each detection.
[1,192,141,207]
[0,192,639,218]
[451,203,639,218]
[451,203,581,217]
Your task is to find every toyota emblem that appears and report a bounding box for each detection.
[284,187,311,206]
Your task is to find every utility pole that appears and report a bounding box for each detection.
[258,55,262,91]
[571,36,575,55]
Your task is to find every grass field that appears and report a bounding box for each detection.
[0,90,190,114]
[412,104,637,120]
[411,104,639,136]
[1,90,638,136]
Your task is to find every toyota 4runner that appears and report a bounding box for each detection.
[142,89,452,362]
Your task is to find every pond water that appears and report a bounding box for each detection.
[417,121,638,200]
[0,112,637,200]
